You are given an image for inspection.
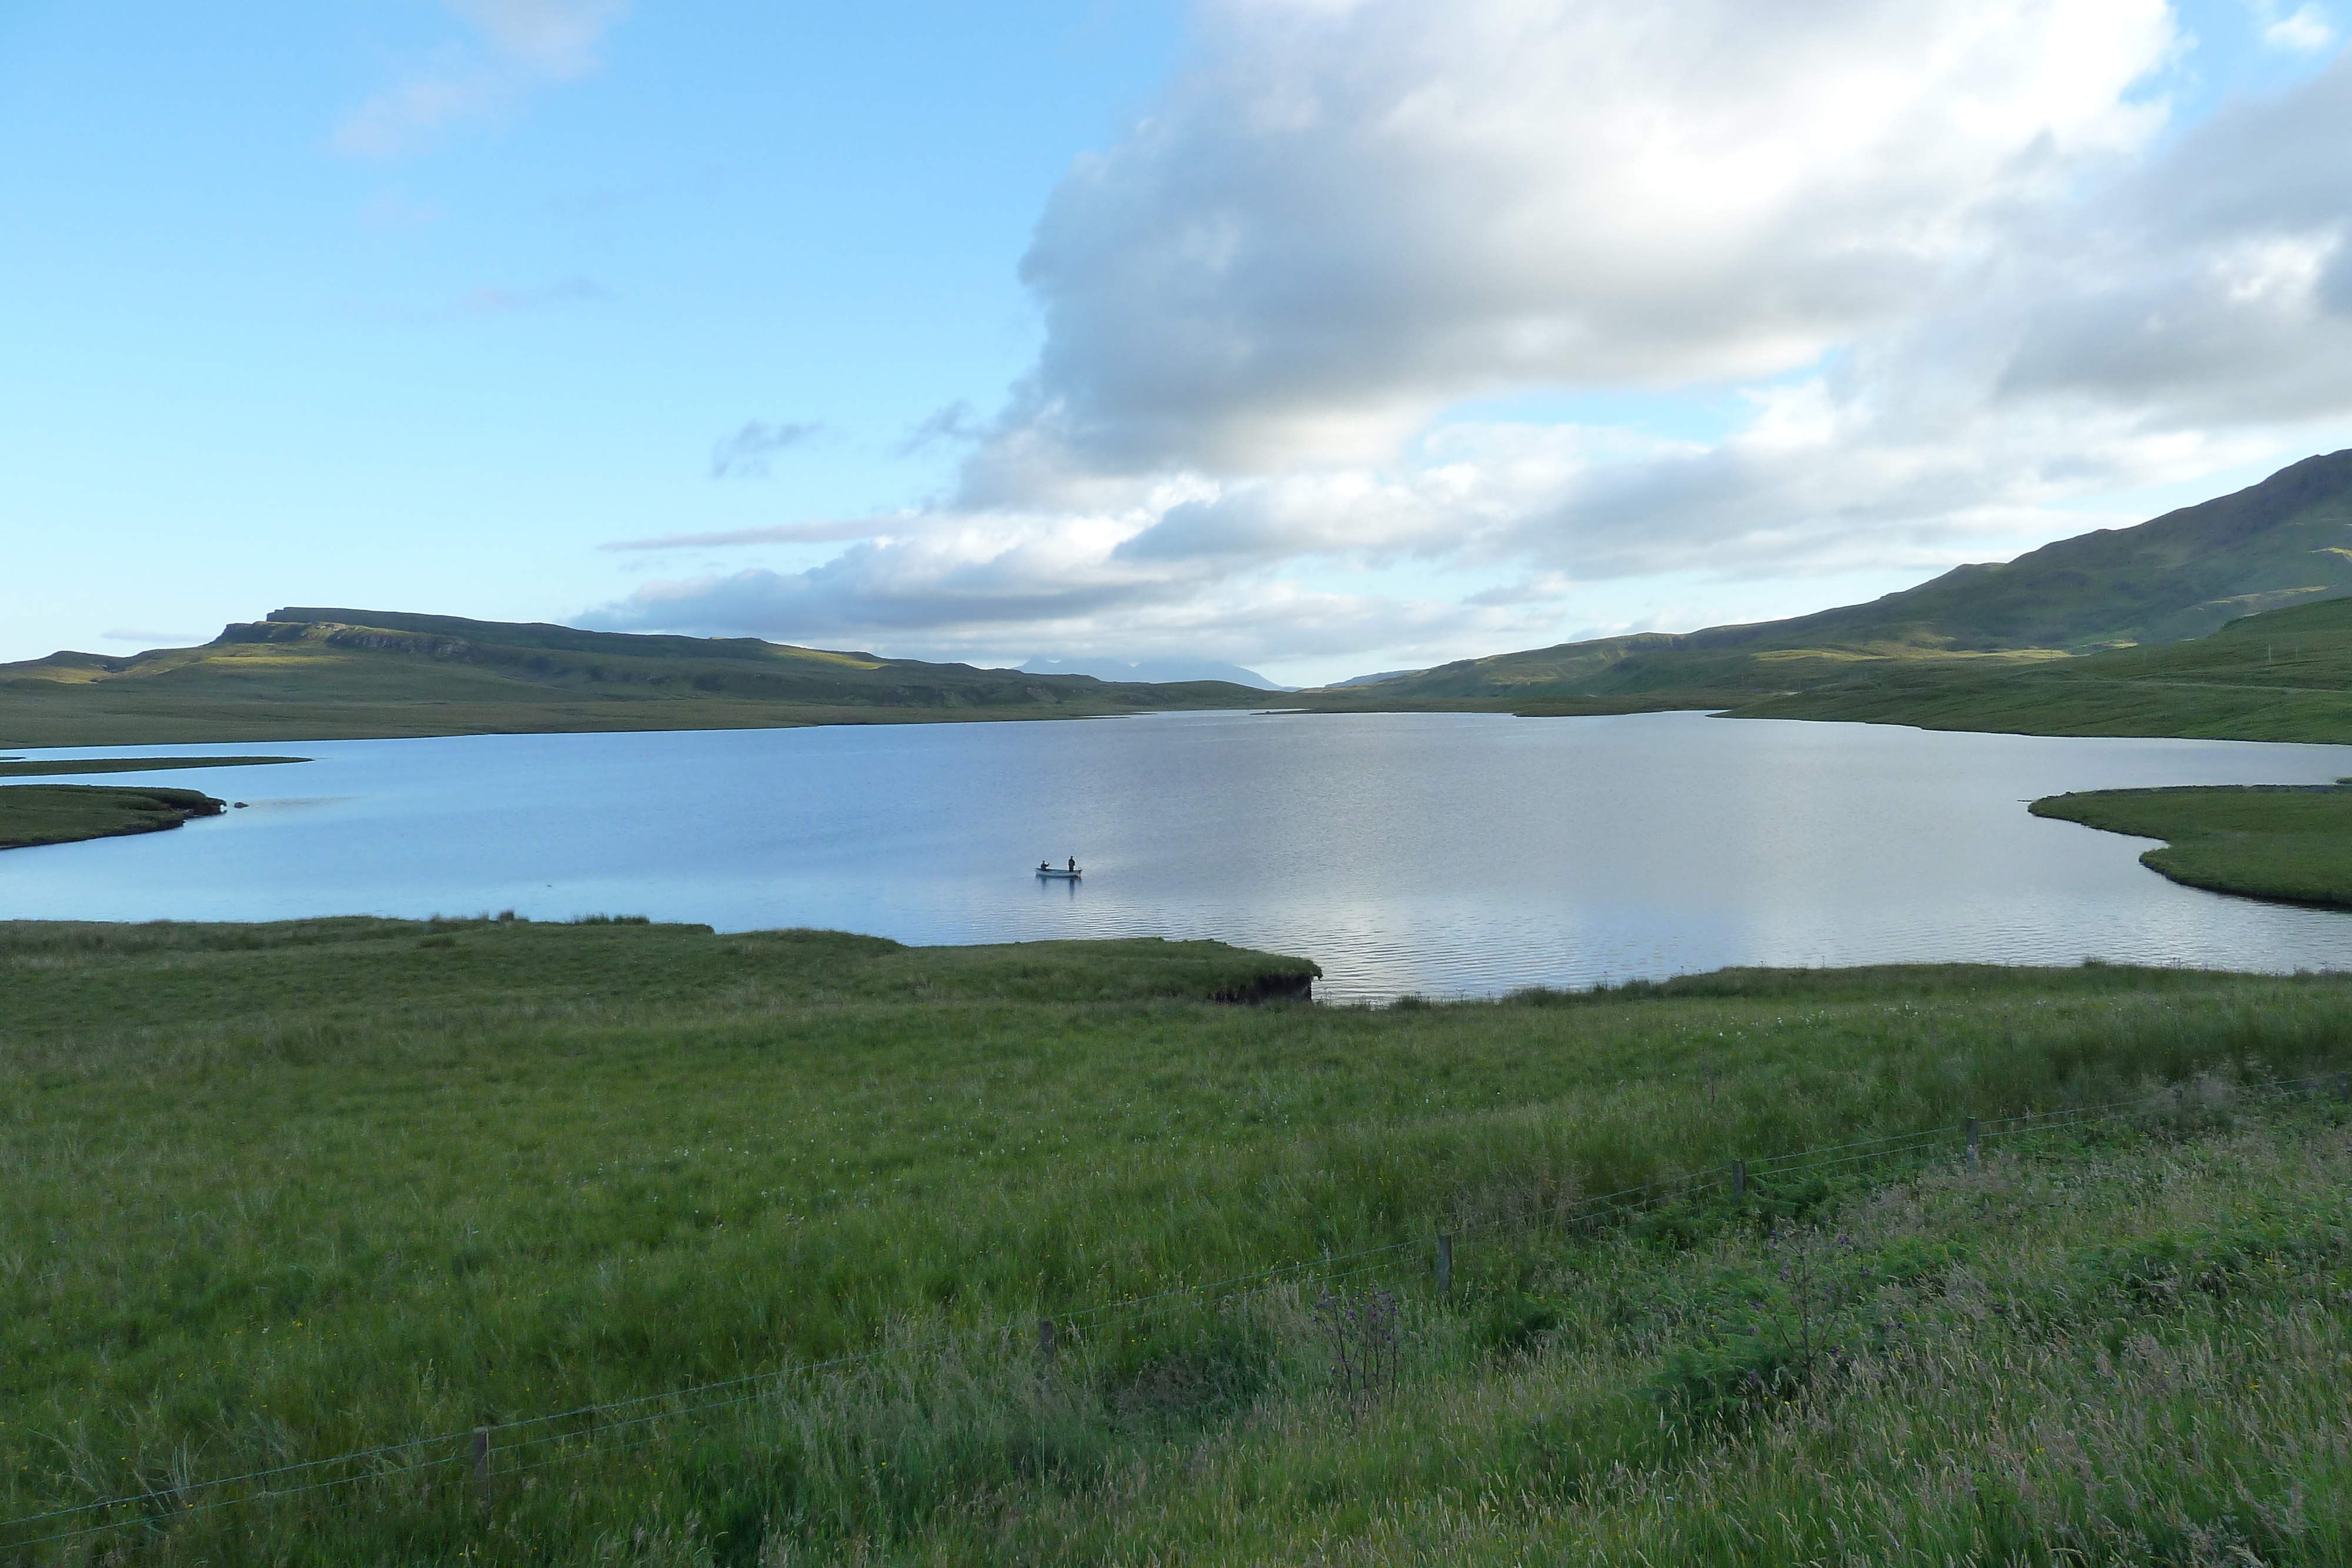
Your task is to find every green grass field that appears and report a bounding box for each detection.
[8,918,2352,1562]
[0,784,226,850]
[2032,784,2352,907]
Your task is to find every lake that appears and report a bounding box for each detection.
[6,710,2351,1001]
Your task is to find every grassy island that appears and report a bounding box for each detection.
[2031,784,2352,908]
[0,783,225,850]
[8,917,2352,1562]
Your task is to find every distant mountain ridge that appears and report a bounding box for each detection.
[0,608,1269,747]
[1021,656,1292,690]
[1327,668,1427,689]
[1328,450,2352,703]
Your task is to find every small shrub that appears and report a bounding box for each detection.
[1471,1286,1562,1356]
[1645,1321,1812,1427]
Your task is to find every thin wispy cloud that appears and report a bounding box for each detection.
[891,400,985,457]
[446,0,629,77]
[333,0,630,158]
[709,421,823,480]
[459,276,606,313]
[602,519,883,551]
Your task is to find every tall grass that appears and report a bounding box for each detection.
[5,918,2351,1561]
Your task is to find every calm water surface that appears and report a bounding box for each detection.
[7,710,2352,1001]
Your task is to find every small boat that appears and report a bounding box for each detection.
[1035,865,1083,879]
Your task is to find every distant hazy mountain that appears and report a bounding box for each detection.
[1324,668,1428,689]
[1021,656,1293,690]
[1346,449,2352,703]
[0,609,1269,746]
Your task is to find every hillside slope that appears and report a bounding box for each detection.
[1321,449,2352,707]
[1728,592,2352,742]
[0,608,1268,746]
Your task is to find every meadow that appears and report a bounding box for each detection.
[7,917,2352,1562]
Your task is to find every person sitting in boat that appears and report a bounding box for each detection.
[1038,860,1050,872]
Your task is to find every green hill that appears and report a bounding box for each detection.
[1315,449,2352,712]
[1731,593,2352,742]
[0,607,1268,747]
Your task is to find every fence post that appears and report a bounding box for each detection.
[1436,1232,1453,1295]
[1732,1158,1746,1198]
[1965,1116,1981,1168]
[1037,1318,1056,1361]
[471,1427,492,1517]
[2337,1072,2348,1104]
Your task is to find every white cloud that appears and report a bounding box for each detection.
[2262,3,2336,51]
[600,0,2352,673]
[990,0,2176,482]
[335,1,629,157]
[592,534,1553,669]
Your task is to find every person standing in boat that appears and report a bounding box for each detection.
[1067,855,1077,872]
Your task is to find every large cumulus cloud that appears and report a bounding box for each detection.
[993,0,2174,480]
[598,0,2352,671]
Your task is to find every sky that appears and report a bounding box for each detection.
[5,2,2352,687]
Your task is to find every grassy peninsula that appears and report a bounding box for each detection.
[8,917,2352,1562]
[0,783,225,850]
[0,755,306,777]
[2030,783,2352,908]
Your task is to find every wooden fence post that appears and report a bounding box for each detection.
[1732,1158,1746,1198]
[2336,1072,2348,1104]
[1965,1116,1981,1168]
[1037,1318,1056,1361]
[1436,1233,1453,1295]
[471,1427,491,1517]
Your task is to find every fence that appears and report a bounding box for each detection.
[8,1068,2345,1552]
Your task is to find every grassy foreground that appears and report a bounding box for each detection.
[2032,784,2352,908]
[0,784,225,850]
[8,918,2352,1562]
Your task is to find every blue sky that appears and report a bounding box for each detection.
[5,2,2351,685]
